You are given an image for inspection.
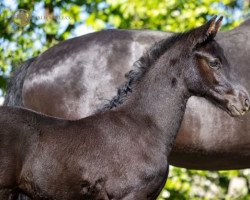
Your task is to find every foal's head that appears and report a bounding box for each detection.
[164,16,249,116]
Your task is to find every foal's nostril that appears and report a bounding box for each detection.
[245,99,250,110]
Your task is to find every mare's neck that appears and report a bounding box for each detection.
[117,58,190,154]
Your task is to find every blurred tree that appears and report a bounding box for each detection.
[0,0,249,92]
[0,0,102,91]
[0,0,250,199]
[86,0,249,30]
[159,167,250,199]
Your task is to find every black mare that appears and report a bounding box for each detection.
[0,17,249,200]
[5,18,250,170]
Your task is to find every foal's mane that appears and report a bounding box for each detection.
[99,31,190,112]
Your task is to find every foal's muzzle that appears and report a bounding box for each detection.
[226,88,250,117]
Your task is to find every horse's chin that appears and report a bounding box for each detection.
[209,101,243,117]
[226,108,241,117]
[208,93,249,117]
[226,104,247,117]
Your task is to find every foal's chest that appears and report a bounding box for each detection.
[104,156,169,199]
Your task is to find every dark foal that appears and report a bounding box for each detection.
[0,17,249,200]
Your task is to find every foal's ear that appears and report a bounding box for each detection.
[190,16,223,48]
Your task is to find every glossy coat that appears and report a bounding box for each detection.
[1,19,249,199]
[4,19,250,170]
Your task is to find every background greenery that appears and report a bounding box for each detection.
[0,0,250,199]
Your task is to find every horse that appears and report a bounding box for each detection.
[4,18,250,171]
[0,17,249,200]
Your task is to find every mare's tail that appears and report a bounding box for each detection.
[4,57,36,107]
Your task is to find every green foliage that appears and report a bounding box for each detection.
[0,1,250,199]
[0,0,101,93]
[158,167,250,199]
[86,0,248,31]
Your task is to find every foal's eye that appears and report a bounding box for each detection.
[209,60,221,69]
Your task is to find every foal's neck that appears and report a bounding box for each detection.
[117,56,190,154]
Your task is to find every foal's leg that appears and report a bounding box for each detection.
[0,164,19,200]
[0,190,11,199]
[121,166,169,200]
[122,193,147,200]
[0,189,18,200]
[0,173,19,200]
[17,194,30,200]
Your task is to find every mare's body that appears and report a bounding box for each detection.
[1,18,249,200]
